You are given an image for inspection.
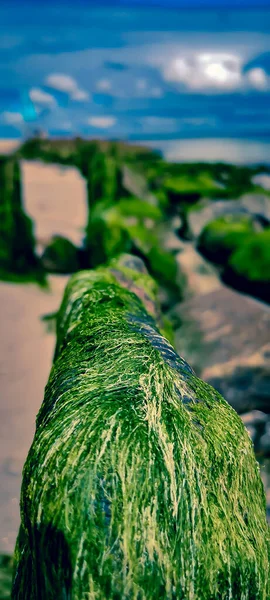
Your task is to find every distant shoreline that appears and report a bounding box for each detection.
[1,137,270,166]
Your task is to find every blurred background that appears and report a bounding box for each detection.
[0,0,269,596]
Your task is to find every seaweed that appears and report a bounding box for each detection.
[12,255,269,599]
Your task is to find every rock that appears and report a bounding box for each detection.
[175,244,221,299]
[122,165,158,206]
[241,193,270,223]
[41,235,80,274]
[241,411,269,449]
[188,195,270,239]
[245,425,257,444]
[241,410,268,427]
[252,174,270,191]
[259,458,270,520]
[223,228,270,304]
[197,214,260,267]
[259,423,270,456]
[205,349,270,414]
[171,285,270,414]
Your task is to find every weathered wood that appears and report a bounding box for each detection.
[12,255,269,599]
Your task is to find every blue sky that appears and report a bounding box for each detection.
[0,1,270,144]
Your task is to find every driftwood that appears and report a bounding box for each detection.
[12,255,269,599]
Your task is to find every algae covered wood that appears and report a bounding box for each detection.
[12,255,269,599]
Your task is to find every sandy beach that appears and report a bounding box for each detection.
[0,160,86,554]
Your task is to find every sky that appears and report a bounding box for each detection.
[0,1,270,151]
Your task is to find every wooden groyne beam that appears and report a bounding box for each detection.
[12,255,269,599]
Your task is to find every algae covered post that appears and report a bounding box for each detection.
[0,156,39,280]
[12,255,269,599]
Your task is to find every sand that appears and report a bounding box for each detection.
[0,161,86,554]
[21,160,87,252]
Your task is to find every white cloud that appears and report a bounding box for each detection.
[135,80,163,98]
[45,73,89,101]
[46,73,77,93]
[29,88,56,105]
[247,68,268,90]
[136,79,147,91]
[96,79,112,92]
[71,89,89,101]
[163,52,242,91]
[1,112,24,125]
[87,116,116,129]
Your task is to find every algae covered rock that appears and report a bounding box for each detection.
[188,197,269,240]
[41,235,80,274]
[223,228,270,303]
[197,214,259,265]
[13,255,269,599]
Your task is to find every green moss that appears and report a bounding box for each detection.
[223,228,270,302]
[0,555,13,600]
[84,198,180,295]
[229,228,270,282]
[13,255,269,600]
[0,157,42,281]
[42,236,80,274]
[117,198,162,221]
[164,171,220,197]
[198,214,258,265]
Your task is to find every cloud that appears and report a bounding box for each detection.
[96,79,112,92]
[136,79,147,91]
[135,79,163,98]
[247,68,268,90]
[29,88,56,105]
[71,89,89,101]
[45,74,89,101]
[163,53,243,91]
[87,116,116,129]
[1,111,24,125]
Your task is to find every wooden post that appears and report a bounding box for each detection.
[12,255,269,599]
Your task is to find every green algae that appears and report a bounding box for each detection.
[228,228,270,283]
[0,555,13,600]
[197,214,258,266]
[0,156,42,282]
[223,228,270,303]
[42,235,80,274]
[13,255,269,599]
[84,196,180,296]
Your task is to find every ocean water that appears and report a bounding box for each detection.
[139,138,270,165]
